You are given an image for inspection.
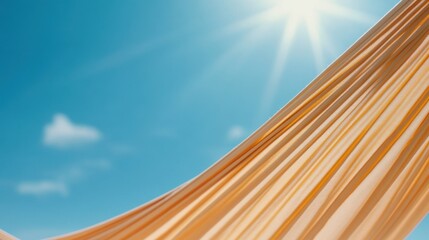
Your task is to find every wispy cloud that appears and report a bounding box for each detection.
[71,34,174,80]
[16,159,111,197]
[74,42,152,79]
[16,181,68,197]
[43,114,101,148]
[110,144,136,156]
[57,159,111,183]
[152,127,177,139]
[227,125,246,141]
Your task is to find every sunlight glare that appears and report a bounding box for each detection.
[278,0,323,20]
[192,0,376,118]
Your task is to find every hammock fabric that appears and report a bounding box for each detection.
[0,0,415,239]
[0,230,17,240]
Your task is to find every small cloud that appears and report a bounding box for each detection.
[227,125,245,141]
[152,127,177,139]
[82,159,111,170]
[43,114,101,148]
[57,159,111,184]
[15,159,111,198]
[16,181,68,197]
[110,144,136,156]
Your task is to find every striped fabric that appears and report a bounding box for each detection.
[0,229,17,240]
[48,0,429,239]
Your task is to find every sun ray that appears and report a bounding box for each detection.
[305,15,325,73]
[177,26,270,107]
[321,31,339,60]
[320,3,377,25]
[260,16,299,117]
[257,0,378,116]
[210,8,283,41]
[177,0,379,117]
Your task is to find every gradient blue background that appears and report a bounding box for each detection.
[0,0,427,239]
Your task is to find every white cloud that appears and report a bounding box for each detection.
[152,127,177,139]
[16,181,68,197]
[227,125,245,141]
[83,159,111,171]
[59,159,111,183]
[110,144,136,156]
[43,114,101,148]
[15,159,111,198]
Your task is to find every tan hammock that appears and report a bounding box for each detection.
[50,0,429,239]
[5,0,426,239]
[0,229,17,240]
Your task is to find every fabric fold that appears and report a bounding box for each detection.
[50,0,429,239]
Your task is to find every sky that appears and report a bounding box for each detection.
[0,0,427,239]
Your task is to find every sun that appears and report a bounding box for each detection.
[277,0,323,20]
[198,0,375,116]
[254,0,375,116]
[270,0,330,72]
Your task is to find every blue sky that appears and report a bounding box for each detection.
[0,0,427,239]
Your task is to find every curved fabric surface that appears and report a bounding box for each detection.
[0,230,17,240]
[53,0,429,239]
